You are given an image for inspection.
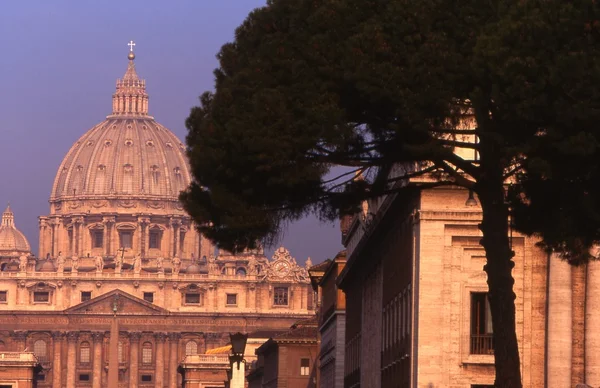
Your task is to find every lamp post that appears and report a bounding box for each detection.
[229,332,248,370]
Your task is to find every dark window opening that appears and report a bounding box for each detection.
[81,291,91,302]
[92,230,103,249]
[79,374,90,381]
[185,293,200,304]
[274,287,288,306]
[149,230,161,249]
[143,292,154,303]
[226,294,237,306]
[119,231,133,249]
[0,291,7,302]
[470,292,494,355]
[34,291,49,303]
[36,374,46,381]
[141,374,153,382]
[300,358,310,376]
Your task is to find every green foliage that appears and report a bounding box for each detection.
[182,0,600,259]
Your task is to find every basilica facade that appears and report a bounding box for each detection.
[0,49,315,388]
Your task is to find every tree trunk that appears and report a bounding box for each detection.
[477,180,522,388]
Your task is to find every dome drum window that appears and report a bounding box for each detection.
[148,226,162,250]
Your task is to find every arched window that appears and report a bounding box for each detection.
[185,341,198,356]
[142,342,153,364]
[80,341,91,363]
[33,340,47,362]
[236,267,247,277]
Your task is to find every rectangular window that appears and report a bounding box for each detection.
[470,292,494,355]
[119,231,133,249]
[185,293,200,304]
[273,287,288,306]
[141,375,153,382]
[92,230,103,249]
[36,374,46,381]
[226,293,237,306]
[300,358,310,376]
[33,291,49,303]
[79,374,90,381]
[149,230,161,249]
[143,292,154,303]
[81,291,92,302]
[0,291,7,303]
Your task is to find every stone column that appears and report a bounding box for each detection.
[168,333,180,388]
[172,219,181,257]
[129,332,141,388]
[586,260,600,385]
[92,332,103,388]
[155,333,166,388]
[39,218,48,259]
[547,255,572,387]
[52,331,64,388]
[66,332,79,388]
[50,220,56,257]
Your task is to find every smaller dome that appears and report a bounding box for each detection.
[0,205,31,256]
[185,263,208,275]
[37,260,56,272]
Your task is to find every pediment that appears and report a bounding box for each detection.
[65,289,169,315]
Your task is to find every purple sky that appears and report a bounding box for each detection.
[0,1,343,264]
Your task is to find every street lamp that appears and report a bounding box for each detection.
[229,332,248,370]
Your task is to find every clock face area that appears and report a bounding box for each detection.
[273,260,291,277]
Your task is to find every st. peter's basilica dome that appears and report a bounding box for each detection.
[38,48,213,264]
[51,51,191,200]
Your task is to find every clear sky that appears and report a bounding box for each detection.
[0,1,343,264]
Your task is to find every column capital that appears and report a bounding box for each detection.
[138,216,151,225]
[102,216,116,224]
[72,216,85,225]
[91,332,104,342]
[66,331,79,343]
[129,332,142,342]
[167,332,180,342]
[51,331,66,340]
[11,330,28,341]
[154,332,167,342]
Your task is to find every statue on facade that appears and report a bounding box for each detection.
[95,255,104,272]
[247,256,258,275]
[19,254,28,272]
[305,257,313,270]
[114,254,123,273]
[156,256,164,273]
[71,256,79,272]
[133,253,142,274]
[207,255,219,275]
[56,252,65,272]
[172,256,181,275]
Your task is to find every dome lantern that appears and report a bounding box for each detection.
[110,41,149,117]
